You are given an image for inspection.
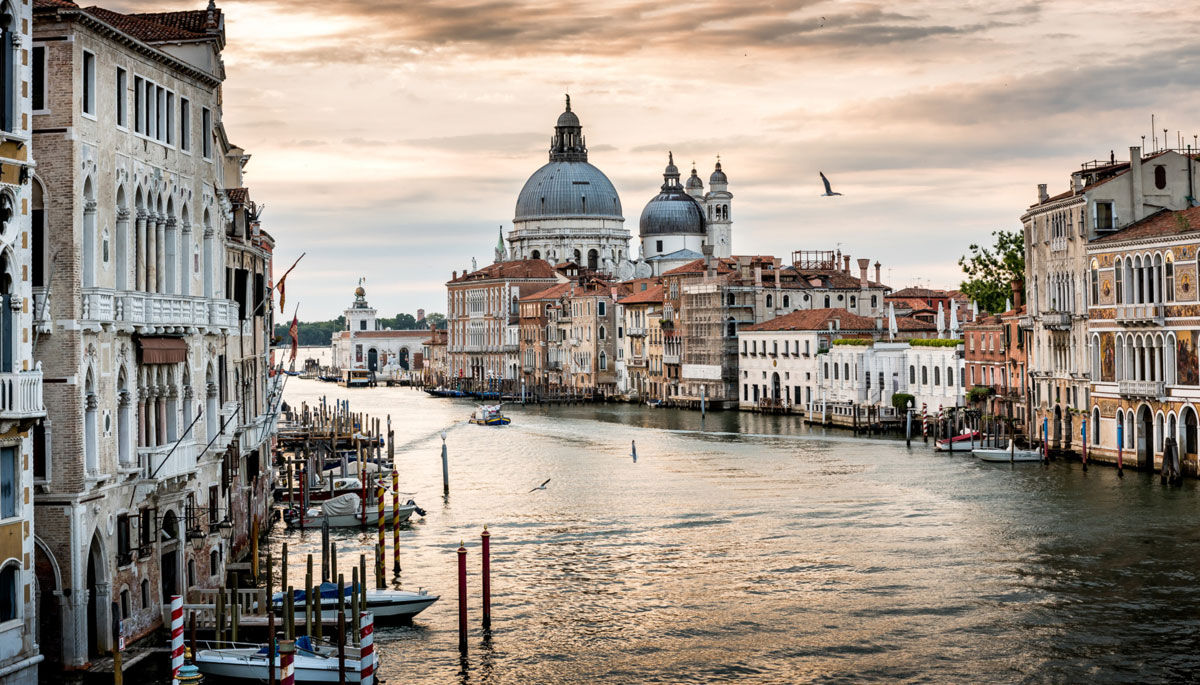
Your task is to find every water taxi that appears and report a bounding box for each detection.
[339,368,372,388]
[469,404,510,426]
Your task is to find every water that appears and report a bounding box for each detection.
[273,378,1200,684]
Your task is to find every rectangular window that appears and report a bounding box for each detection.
[0,446,14,518]
[82,51,96,116]
[145,80,155,138]
[32,46,46,112]
[133,76,144,133]
[0,27,13,131]
[165,92,174,144]
[1095,201,1115,231]
[156,86,166,142]
[180,98,191,151]
[202,107,212,158]
[117,514,131,562]
[115,67,126,126]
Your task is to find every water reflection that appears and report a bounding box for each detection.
[262,379,1200,684]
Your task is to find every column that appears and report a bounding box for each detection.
[146,215,157,294]
[136,211,147,291]
[180,225,192,296]
[146,387,158,447]
[157,387,167,445]
[138,393,147,447]
[156,216,166,294]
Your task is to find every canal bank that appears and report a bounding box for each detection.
[256,378,1200,683]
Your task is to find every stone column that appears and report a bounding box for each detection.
[157,385,168,445]
[138,388,147,447]
[146,387,158,447]
[135,211,147,292]
[180,224,192,296]
[156,215,166,294]
[146,215,157,294]
[165,216,177,295]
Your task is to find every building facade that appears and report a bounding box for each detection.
[330,284,431,377]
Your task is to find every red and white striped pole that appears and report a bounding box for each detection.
[170,595,184,683]
[279,639,295,685]
[358,611,375,685]
[392,469,401,576]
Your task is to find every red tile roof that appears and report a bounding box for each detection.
[520,282,573,302]
[662,257,735,276]
[34,0,79,8]
[1091,205,1200,244]
[895,316,937,331]
[618,284,664,305]
[130,8,220,36]
[742,308,879,332]
[82,6,208,42]
[225,187,249,205]
[448,259,558,284]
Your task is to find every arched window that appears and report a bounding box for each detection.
[844,363,850,380]
[824,296,830,308]
[598,325,606,340]
[1115,258,1123,304]
[0,562,14,621]
[599,351,607,371]
[1155,165,1167,190]
[726,293,735,306]
[766,294,773,308]
[946,366,953,387]
[909,365,916,383]
[850,296,857,308]
[921,366,928,384]
[726,318,736,337]
[934,366,941,385]
[531,249,541,260]
[783,295,790,308]
[1166,255,1175,303]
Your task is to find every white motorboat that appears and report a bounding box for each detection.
[273,582,439,620]
[195,636,369,682]
[974,441,1043,462]
[934,431,983,452]
[285,492,424,528]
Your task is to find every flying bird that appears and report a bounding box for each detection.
[819,171,842,196]
[529,478,551,492]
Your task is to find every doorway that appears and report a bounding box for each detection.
[1138,405,1155,471]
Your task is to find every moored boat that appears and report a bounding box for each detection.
[974,441,1043,462]
[195,636,369,682]
[285,492,425,528]
[273,582,439,620]
[935,431,983,452]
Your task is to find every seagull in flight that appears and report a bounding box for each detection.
[529,478,551,492]
[819,171,842,196]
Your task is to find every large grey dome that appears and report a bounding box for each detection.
[515,161,624,221]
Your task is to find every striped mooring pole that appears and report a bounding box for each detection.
[279,638,295,685]
[392,470,401,575]
[170,595,184,683]
[359,611,376,685]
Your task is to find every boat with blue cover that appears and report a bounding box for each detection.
[195,635,370,682]
[270,582,439,620]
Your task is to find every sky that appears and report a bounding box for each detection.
[118,0,1200,319]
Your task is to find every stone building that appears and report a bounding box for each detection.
[329,283,430,376]
[420,328,447,387]
[1023,145,1200,454]
[446,259,558,390]
[517,282,570,394]
[29,0,275,671]
[1085,204,1200,473]
[638,154,733,274]
[618,283,663,400]
[0,0,48,681]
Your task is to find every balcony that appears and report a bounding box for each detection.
[81,288,240,333]
[628,358,647,368]
[1116,304,1164,326]
[663,353,680,364]
[627,326,646,337]
[138,440,198,481]
[1042,311,1072,330]
[1118,380,1164,398]
[0,369,45,421]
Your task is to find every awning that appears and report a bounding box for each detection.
[137,337,189,364]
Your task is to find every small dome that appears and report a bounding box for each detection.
[664,151,679,177]
[685,166,703,190]
[556,109,580,128]
[710,160,728,185]
[639,192,706,237]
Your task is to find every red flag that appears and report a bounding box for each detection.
[277,274,286,312]
[289,315,299,362]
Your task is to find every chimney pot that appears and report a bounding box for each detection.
[843,255,851,273]
[874,261,881,285]
[1037,183,1049,202]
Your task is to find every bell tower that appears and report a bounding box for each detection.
[704,158,732,259]
[345,279,377,332]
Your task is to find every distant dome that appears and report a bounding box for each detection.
[685,166,703,191]
[640,154,705,237]
[710,160,728,185]
[556,109,580,128]
[515,162,623,221]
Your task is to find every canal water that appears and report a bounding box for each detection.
[272,378,1200,684]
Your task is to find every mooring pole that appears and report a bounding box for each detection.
[482,527,491,630]
[441,430,450,494]
[392,469,401,576]
[458,541,468,653]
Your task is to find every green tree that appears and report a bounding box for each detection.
[424,312,446,330]
[958,230,1025,314]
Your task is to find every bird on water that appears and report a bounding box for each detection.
[820,171,842,196]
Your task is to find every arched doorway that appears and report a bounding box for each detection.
[367,348,378,372]
[771,372,780,400]
[1138,405,1155,471]
[34,539,62,670]
[1053,405,1063,449]
[86,533,107,658]
[587,249,598,271]
[398,348,410,371]
[1183,406,1198,458]
[160,510,180,606]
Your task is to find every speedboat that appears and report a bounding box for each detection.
[974,441,1043,462]
[285,493,425,528]
[469,404,510,426]
[195,636,369,682]
[274,477,363,503]
[272,582,439,620]
[935,431,983,452]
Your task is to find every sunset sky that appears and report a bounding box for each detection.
[121,0,1200,319]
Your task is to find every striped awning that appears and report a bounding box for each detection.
[137,337,188,364]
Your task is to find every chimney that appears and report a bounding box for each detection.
[703,244,714,278]
[857,258,870,287]
[1130,145,1144,223]
[1011,279,1024,309]
[452,270,457,280]
[1037,183,1049,203]
[843,255,851,273]
[874,261,881,285]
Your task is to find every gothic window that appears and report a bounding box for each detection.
[766,294,773,308]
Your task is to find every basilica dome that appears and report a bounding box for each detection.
[514,161,623,222]
[514,95,623,223]
[639,153,706,237]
